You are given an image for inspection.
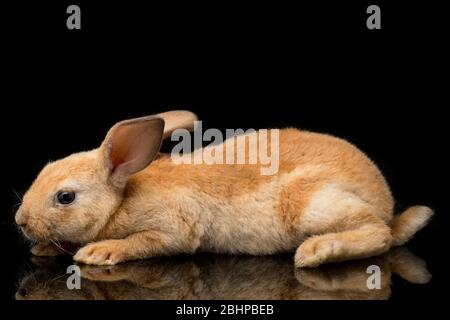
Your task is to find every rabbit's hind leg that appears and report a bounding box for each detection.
[294,185,393,268]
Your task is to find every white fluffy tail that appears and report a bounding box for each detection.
[390,206,434,246]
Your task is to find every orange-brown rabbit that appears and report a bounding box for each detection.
[15,110,433,267]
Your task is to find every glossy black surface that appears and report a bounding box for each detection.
[14,248,431,300]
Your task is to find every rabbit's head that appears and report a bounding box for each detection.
[15,111,196,244]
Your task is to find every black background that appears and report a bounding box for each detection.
[1,0,448,317]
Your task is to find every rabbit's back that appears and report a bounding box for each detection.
[126,128,393,254]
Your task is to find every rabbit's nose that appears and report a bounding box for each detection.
[15,208,29,227]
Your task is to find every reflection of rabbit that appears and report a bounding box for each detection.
[15,110,433,267]
[16,248,431,300]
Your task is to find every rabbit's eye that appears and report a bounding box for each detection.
[56,191,76,205]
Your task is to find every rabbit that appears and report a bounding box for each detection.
[16,248,431,300]
[15,110,434,267]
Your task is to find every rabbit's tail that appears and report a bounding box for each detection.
[390,206,434,246]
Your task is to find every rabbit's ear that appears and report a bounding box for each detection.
[101,116,165,187]
[156,110,198,139]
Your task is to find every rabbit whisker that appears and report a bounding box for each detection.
[12,188,23,202]
[51,239,74,255]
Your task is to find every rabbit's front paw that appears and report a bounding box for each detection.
[74,240,127,265]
